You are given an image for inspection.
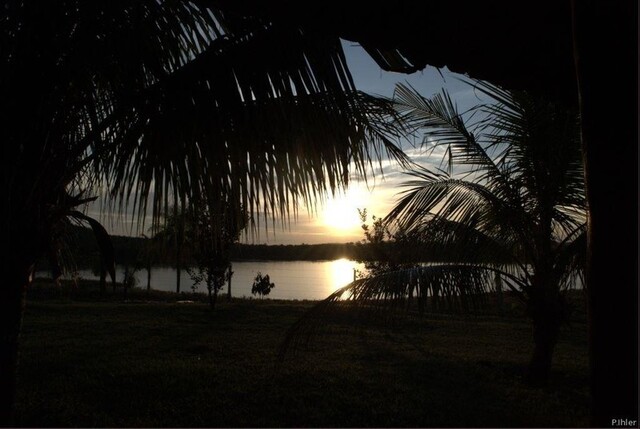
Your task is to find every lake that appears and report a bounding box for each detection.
[67,259,365,301]
[43,260,584,301]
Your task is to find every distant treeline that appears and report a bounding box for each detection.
[38,226,392,271]
[37,226,513,273]
[233,242,368,261]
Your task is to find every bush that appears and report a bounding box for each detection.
[251,272,275,298]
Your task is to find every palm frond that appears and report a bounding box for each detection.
[469,81,584,223]
[553,224,587,291]
[68,211,116,285]
[407,215,528,269]
[385,168,535,257]
[6,3,408,237]
[5,2,409,246]
[393,83,510,188]
[99,88,404,233]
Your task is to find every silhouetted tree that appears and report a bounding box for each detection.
[356,208,419,278]
[226,263,234,302]
[251,273,275,299]
[154,207,190,294]
[186,199,246,309]
[286,81,586,386]
[2,3,405,422]
[139,233,160,293]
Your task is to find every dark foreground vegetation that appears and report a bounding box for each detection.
[16,280,589,427]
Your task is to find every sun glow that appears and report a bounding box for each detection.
[321,186,368,233]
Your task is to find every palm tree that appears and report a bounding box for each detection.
[285,81,586,386]
[1,3,406,422]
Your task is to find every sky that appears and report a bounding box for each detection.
[250,41,487,245]
[88,40,489,245]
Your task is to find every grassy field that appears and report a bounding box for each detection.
[15,281,590,427]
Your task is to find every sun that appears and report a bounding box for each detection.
[321,187,367,232]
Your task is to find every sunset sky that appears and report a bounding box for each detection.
[254,41,488,245]
[90,41,487,244]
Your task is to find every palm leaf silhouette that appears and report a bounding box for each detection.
[283,81,585,386]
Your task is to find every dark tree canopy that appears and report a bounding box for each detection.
[212,0,577,105]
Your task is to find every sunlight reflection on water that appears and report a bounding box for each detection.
[65,259,365,301]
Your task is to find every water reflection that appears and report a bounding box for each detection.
[327,258,357,293]
[54,259,365,301]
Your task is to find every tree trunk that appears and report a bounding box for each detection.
[123,265,129,300]
[572,1,638,425]
[495,273,504,317]
[176,250,182,294]
[174,207,184,295]
[526,294,562,386]
[1,263,31,426]
[525,273,565,386]
[207,282,218,310]
[146,264,151,292]
[227,263,232,302]
[99,266,106,295]
[206,272,216,310]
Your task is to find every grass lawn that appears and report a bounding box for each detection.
[15,282,589,427]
